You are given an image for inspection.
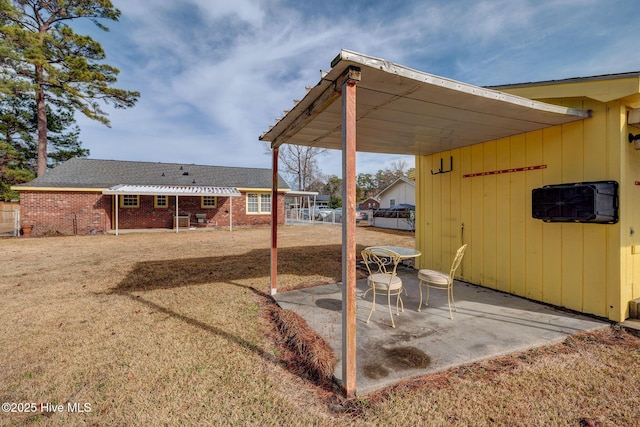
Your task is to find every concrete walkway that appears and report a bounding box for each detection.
[273,267,609,395]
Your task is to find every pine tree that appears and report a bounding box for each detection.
[0,0,139,176]
[0,92,87,200]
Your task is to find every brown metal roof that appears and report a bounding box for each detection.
[260,50,590,155]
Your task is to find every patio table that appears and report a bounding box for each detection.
[369,246,421,260]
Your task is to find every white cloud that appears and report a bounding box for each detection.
[75,0,640,179]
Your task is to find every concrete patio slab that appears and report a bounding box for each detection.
[273,267,609,395]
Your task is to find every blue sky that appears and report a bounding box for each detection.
[74,0,640,182]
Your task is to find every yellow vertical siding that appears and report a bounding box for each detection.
[621,101,639,320]
[470,144,485,285]
[525,131,544,301]
[415,98,626,321]
[582,101,610,317]
[509,134,527,296]
[440,154,452,271]
[459,147,473,281]
[450,149,463,276]
[560,120,585,312]
[541,126,563,306]
[631,127,640,310]
[450,150,463,228]
[483,141,498,288]
[432,155,443,271]
[495,138,511,292]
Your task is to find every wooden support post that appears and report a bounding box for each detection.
[270,147,279,295]
[341,66,360,397]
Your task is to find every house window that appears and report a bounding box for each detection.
[261,194,271,213]
[120,194,139,208]
[247,193,271,214]
[390,199,396,207]
[201,196,217,208]
[155,195,168,208]
[247,194,259,213]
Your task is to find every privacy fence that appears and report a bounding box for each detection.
[0,202,20,236]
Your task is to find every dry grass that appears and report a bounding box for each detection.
[1,225,639,426]
[349,328,640,426]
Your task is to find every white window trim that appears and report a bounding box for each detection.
[246,193,271,214]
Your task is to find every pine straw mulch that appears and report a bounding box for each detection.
[264,298,640,424]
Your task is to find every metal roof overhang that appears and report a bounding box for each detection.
[104,185,242,235]
[103,184,242,197]
[260,50,591,153]
[259,50,592,397]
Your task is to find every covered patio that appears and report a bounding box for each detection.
[103,184,242,234]
[274,269,607,395]
[260,50,591,396]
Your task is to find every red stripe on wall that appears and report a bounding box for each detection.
[463,164,547,178]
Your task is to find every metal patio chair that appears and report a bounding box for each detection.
[417,244,468,319]
[361,246,405,328]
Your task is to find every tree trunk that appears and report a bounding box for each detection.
[35,65,48,177]
[296,153,303,191]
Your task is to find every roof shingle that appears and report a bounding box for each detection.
[15,158,290,190]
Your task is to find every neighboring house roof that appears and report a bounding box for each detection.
[14,158,291,191]
[376,177,415,198]
[360,197,379,203]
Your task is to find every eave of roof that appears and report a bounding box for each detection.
[488,70,640,89]
[11,186,104,192]
[490,71,640,105]
[259,50,590,156]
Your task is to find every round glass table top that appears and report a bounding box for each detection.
[369,246,421,258]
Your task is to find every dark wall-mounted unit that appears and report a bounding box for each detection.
[532,181,618,224]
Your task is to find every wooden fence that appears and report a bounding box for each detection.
[0,201,20,235]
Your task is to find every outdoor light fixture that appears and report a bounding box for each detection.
[629,133,640,150]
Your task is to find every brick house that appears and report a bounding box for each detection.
[358,198,379,211]
[14,158,290,236]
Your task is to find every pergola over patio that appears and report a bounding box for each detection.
[259,49,590,396]
[103,184,242,234]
